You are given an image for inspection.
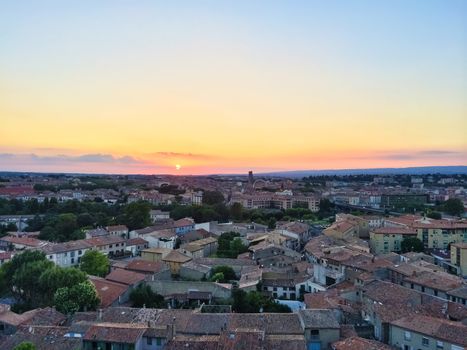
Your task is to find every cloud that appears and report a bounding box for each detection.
[0,153,141,164]
[150,152,213,159]
[377,149,466,161]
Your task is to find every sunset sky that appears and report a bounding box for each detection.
[1,0,466,175]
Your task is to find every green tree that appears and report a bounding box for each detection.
[77,213,94,227]
[54,281,100,314]
[80,250,110,277]
[267,217,276,229]
[443,198,464,216]
[401,237,424,253]
[129,283,165,308]
[211,266,237,281]
[210,272,225,283]
[426,211,442,220]
[38,267,87,302]
[13,342,36,350]
[202,191,225,205]
[230,203,244,221]
[12,259,54,306]
[124,201,151,230]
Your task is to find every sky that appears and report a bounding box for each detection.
[0,0,466,175]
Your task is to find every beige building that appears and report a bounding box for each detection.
[162,250,192,275]
[450,242,467,278]
[369,227,417,255]
[141,247,172,262]
[384,215,467,250]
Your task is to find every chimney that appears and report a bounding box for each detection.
[98,309,103,321]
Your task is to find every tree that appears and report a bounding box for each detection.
[54,281,100,314]
[129,283,165,308]
[12,259,54,306]
[267,217,276,230]
[426,211,442,220]
[210,272,225,283]
[401,237,424,253]
[217,232,248,258]
[211,266,237,282]
[124,201,151,230]
[80,250,109,277]
[230,203,243,221]
[202,191,225,205]
[38,266,87,302]
[13,342,36,350]
[77,213,94,227]
[443,198,464,216]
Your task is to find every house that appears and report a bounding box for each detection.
[83,322,171,350]
[124,259,171,280]
[178,243,205,259]
[89,276,129,308]
[0,236,48,251]
[85,228,109,239]
[105,268,146,287]
[141,247,172,262]
[450,242,467,277]
[41,239,92,267]
[106,225,129,238]
[179,237,218,258]
[277,221,312,245]
[332,336,393,350]
[150,209,170,223]
[298,309,341,350]
[173,218,195,235]
[389,314,467,350]
[262,272,325,300]
[86,235,127,258]
[125,237,149,256]
[369,227,417,255]
[162,250,192,275]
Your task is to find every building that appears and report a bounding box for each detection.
[106,225,129,238]
[162,250,192,275]
[450,242,467,277]
[231,192,320,212]
[380,193,428,210]
[41,240,92,267]
[141,247,172,262]
[149,210,170,223]
[298,309,341,350]
[389,314,467,350]
[369,227,417,255]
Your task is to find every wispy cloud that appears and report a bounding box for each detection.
[0,153,142,164]
[149,152,213,159]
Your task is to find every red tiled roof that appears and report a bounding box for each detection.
[83,322,146,343]
[105,268,146,286]
[89,276,128,308]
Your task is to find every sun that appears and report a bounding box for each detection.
[175,164,181,171]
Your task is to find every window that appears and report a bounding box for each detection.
[71,258,74,264]
[436,340,443,349]
[310,329,319,340]
[422,337,429,346]
[79,250,82,255]
[156,338,162,345]
[404,331,411,341]
[147,337,152,345]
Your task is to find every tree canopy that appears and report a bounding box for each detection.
[79,250,110,277]
[401,237,424,253]
[443,198,464,216]
[54,281,100,314]
[129,283,165,308]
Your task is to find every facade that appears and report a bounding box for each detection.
[231,192,320,212]
[450,242,467,277]
[389,314,467,350]
[42,240,92,267]
[369,227,417,254]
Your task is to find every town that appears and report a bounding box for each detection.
[0,171,466,350]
